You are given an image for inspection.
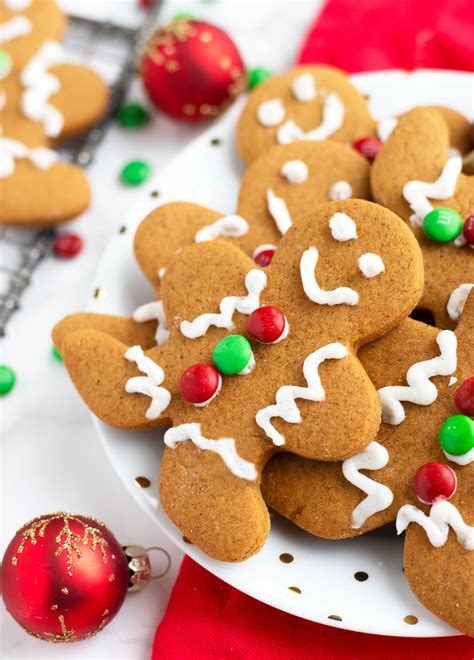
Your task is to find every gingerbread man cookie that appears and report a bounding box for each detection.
[236,65,375,165]
[371,107,474,328]
[0,0,108,225]
[262,294,474,635]
[135,140,370,292]
[54,200,423,561]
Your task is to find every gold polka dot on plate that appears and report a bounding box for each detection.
[210,138,221,146]
[150,190,160,198]
[328,614,342,622]
[288,586,301,594]
[134,476,151,489]
[183,535,193,544]
[93,287,106,299]
[404,615,418,625]
[354,571,368,582]
[279,553,294,564]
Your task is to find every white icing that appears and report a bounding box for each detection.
[449,376,458,386]
[194,215,248,243]
[291,73,316,101]
[443,448,474,466]
[329,212,358,242]
[238,351,255,376]
[376,117,397,142]
[267,188,292,235]
[447,283,473,321]
[342,441,394,528]
[4,0,31,9]
[448,147,461,158]
[255,342,348,446]
[257,98,285,127]
[396,500,474,550]
[180,269,266,339]
[277,93,344,144]
[300,246,359,306]
[21,41,65,138]
[402,156,462,221]
[124,346,171,420]
[0,137,57,178]
[329,180,352,201]
[358,253,385,278]
[0,15,31,44]
[378,330,457,425]
[158,267,166,279]
[280,160,308,184]
[133,301,169,346]
[164,422,257,480]
[194,374,222,408]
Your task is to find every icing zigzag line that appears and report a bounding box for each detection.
[133,301,170,346]
[396,501,474,550]
[124,346,171,420]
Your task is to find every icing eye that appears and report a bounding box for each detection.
[357,253,385,278]
[329,212,358,241]
[280,160,308,183]
[247,306,288,344]
[413,462,457,504]
[291,73,316,101]
[179,363,222,407]
[329,181,352,200]
[257,98,285,126]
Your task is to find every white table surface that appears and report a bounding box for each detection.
[0,1,319,657]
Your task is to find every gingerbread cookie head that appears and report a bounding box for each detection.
[134,140,371,291]
[371,107,474,328]
[56,199,423,561]
[0,0,108,225]
[236,65,375,165]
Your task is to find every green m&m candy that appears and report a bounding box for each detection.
[0,49,12,80]
[0,364,16,395]
[213,335,253,375]
[422,207,462,243]
[247,67,272,90]
[118,102,149,129]
[52,345,63,362]
[439,414,474,456]
[120,160,151,186]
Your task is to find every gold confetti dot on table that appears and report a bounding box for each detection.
[354,571,368,582]
[165,59,180,73]
[279,553,294,564]
[134,476,151,489]
[210,138,221,146]
[61,587,69,595]
[11,557,17,566]
[183,535,193,544]
[200,31,212,43]
[220,56,231,70]
[183,103,196,116]
[93,287,106,300]
[150,190,160,198]
[328,614,342,621]
[119,225,127,234]
[404,615,418,625]
[288,586,301,594]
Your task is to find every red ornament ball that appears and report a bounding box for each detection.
[247,306,288,344]
[141,18,246,121]
[413,462,457,505]
[454,376,474,416]
[462,215,474,246]
[53,233,83,259]
[253,244,276,267]
[352,136,382,162]
[2,513,129,642]
[180,363,221,405]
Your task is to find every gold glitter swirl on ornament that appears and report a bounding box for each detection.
[11,556,18,566]
[14,513,109,577]
[44,615,76,643]
[61,587,69,595]
[200,31,212,43]
[183,103,196,116]
[165,59,180,73]
[220,56,231,71]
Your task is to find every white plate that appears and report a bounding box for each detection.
[88,70,473,637]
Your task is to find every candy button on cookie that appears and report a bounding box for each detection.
[0,49,11,80]
[179,363,221,407]
[213,335,254,375]
[440,415,474,456]
[0,365,16,396]
[454,376,474,416]
[352,136,382,162]
[413,462,457,505]
[462,215,474,246]
[247,306,288,344]
[253,244,276,267]
[247,67,272,90]
[422,207,462,243]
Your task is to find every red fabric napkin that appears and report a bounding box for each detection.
[298,0,474,71]
[153,1,474,656]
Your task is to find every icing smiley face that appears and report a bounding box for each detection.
[53,199,423,563]
[371,107,474,328]
[236,65,375,165]
[133,140,371,293]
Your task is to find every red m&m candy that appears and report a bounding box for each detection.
[462,215,474,246]
[253,244,276,267]
[454,376,474,416]
[247,306,288,344]
[53,233,83,258]
[352,136,382,162]
[179,363,221,406]
[413,462,457,505]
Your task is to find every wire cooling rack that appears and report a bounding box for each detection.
[0,4,161,336]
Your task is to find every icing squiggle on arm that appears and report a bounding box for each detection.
[300,246,359,306]
[256,342,348,446]
[194,215,248,243]
[124,346,171,420]
[402,156,462,222]
[277,93,344,144]
[378,330,457,425]
[447,283,473,321]
[0,138,57,178]
[0,15,31,44]
[267,189,292,235]
[342,441,393,528]
[396,501,474,550]
[164,422,257,480]
[133,301,169,346]
[180,269,266,339]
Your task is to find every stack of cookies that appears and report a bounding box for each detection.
[53,65,473,636]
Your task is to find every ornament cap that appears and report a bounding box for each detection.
[123,545,171,592]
